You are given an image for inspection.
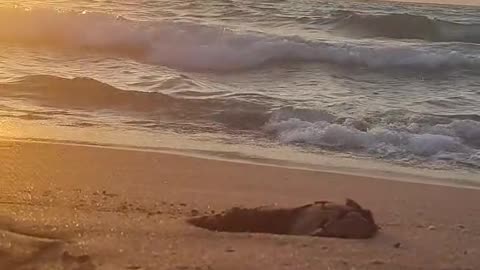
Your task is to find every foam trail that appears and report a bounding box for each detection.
[0,7,479,72]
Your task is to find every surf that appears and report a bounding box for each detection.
[1,7,479,72]
[1,75,480,169]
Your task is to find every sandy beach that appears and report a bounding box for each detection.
[1,0,479,269]
[0,140,478,270]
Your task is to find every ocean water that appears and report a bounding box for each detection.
[0,0,479,184]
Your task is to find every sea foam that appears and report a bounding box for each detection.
[265,108,480,165]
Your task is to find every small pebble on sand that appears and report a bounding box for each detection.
[428,225,436,231]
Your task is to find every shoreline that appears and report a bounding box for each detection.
[1,139,479,269]
[2,136,479,191]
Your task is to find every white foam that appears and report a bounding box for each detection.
[264,113,478,165]
[407,134,462,156]
[410,119,480,147]
[1,7,478,71]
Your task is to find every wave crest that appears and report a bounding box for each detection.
[0,75,270,126]
[0,7,479,72]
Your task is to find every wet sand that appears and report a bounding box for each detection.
[0,140,479,270]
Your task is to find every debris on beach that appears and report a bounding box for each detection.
[187,199,379,239]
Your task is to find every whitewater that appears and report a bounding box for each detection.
[0,0,479,185]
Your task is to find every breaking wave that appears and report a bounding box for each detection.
[1,75,480,168]
[332,11,480,44]
[0,7,479,72]
[265,108,480,168]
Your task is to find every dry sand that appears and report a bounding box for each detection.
[0,140,479,270]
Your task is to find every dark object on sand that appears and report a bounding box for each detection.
[187,199,379,239]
